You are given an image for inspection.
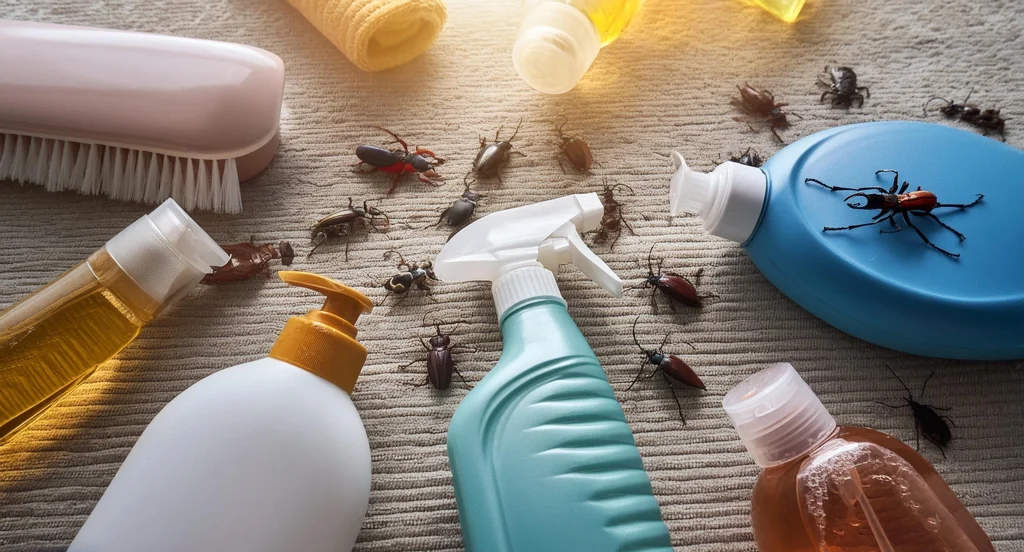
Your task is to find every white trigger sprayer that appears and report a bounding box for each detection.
[434,193,622,319]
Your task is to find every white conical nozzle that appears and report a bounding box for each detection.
[722,363,837,468]
[668,151,769,244]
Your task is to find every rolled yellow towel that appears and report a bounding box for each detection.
[285,0,447,72]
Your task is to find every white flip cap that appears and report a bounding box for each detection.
[105,198,228,305]
[512,2,601,94]
[434,193,621,320]
[722,363,837,469]
[669,152,768,244]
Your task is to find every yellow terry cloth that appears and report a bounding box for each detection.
[285,0,447,72]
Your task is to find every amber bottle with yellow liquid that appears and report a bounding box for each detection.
[513,0,645,94]
[0,199,227,443]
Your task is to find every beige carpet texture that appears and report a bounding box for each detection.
[2,0,1024,550]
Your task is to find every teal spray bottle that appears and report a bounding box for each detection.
[434,193,673,552]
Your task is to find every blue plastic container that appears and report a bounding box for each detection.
[671,122,1024,360]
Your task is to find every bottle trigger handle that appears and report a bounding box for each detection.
[539,223,623,297]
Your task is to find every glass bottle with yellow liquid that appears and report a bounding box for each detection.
[723,363,994,552]
[0,199,227,444]
[513,0,645,94]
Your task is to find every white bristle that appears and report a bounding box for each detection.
[0,135,14,179]
[83,144,100,195]
[171,156,183,202]
[196,160,211,211]
[211,161,223,213]
[0,133,244,213]
[157,155,172,200]
[223,159,242,214]
[185,158,196,211]
[34,139,50,186]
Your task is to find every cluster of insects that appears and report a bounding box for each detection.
[203,63,1005,434]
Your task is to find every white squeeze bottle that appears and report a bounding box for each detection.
[69,271,375,552]
[513,0,644,94]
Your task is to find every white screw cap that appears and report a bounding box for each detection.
[669,152,768,244]
[513,2,601,95]
[105,199,228,305]
[722,363,837,468]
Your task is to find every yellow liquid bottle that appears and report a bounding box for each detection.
[513,0,645,94]
[0,200,227,444]
[746,0,805,23]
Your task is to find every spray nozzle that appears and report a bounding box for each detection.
[435,193,621,318]
[667,151,769,244]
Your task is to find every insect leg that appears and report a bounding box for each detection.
[875,401,911,409]
[902,212,959,258]
[626,360,648,391]
[875,169,900,192]
[376,291,391,306]
[805,178,890,194]
[620,211,636,236]
[387,173,401,195]
[420,337,431,351]
[871,208,892,221]
[914,212,966,241]
[661,372,686,424]
[823,216,894,232]
[452,365,469,388]
[859,86,870,99]
[399,357,424,370]
[880,214,903,233]
[935,194,984,209]
[943,416,957,427]
[374,127,410,153]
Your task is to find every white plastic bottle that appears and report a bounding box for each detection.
[69,271,375,552]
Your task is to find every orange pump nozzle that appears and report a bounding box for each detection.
[269,271,374,394]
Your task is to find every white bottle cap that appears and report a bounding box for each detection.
[669,152,768,244]
[722,363,837,468]
[513,2,601,95]
[105,198,229,305]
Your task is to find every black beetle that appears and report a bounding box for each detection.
[818,65,869,108]
[380,250,437,306]
[472,119,526,183]
[430,178,484,240]
[400,317,475,390]
[631,245,716,313]
[876,365,954,458]
[309,198,389,261]
[555,115,594,173]
[627,316,704,423]
[925,89,1007,141]
[725,147,765,168]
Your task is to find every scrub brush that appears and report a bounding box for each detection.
[0,19,285,214]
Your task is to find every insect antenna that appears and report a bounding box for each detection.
[924,96,952,114]
[884,364,913,400]
[631,315,646,353]
[507,118,523,142]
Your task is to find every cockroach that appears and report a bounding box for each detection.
[732,83,799,143]
[400,316,476,390]
[925,89,1007,141]
[472,119,526,183]
[201,239,295,285]
[876,365,954,458]
[588,181,636,250]
[354,127,446,194]
[555,116,594,173]
[630,245,716,313]
[309,198,390,261]
[818,65,869,108]
[429,178,484,240]
[380,250,437,305]
[627,316,704,423]
[724,147,765,168]
[806,169,984,258]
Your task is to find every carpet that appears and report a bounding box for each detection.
[1,0,1023,550]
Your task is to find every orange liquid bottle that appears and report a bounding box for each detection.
[723,363,994,552]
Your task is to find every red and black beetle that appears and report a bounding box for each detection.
[354,127,445,194]
[632,245,716,313]
[627,316,705,423]
[806,169,984,258]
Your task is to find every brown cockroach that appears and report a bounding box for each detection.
[201,238,294,285]
[732,83,799,143]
